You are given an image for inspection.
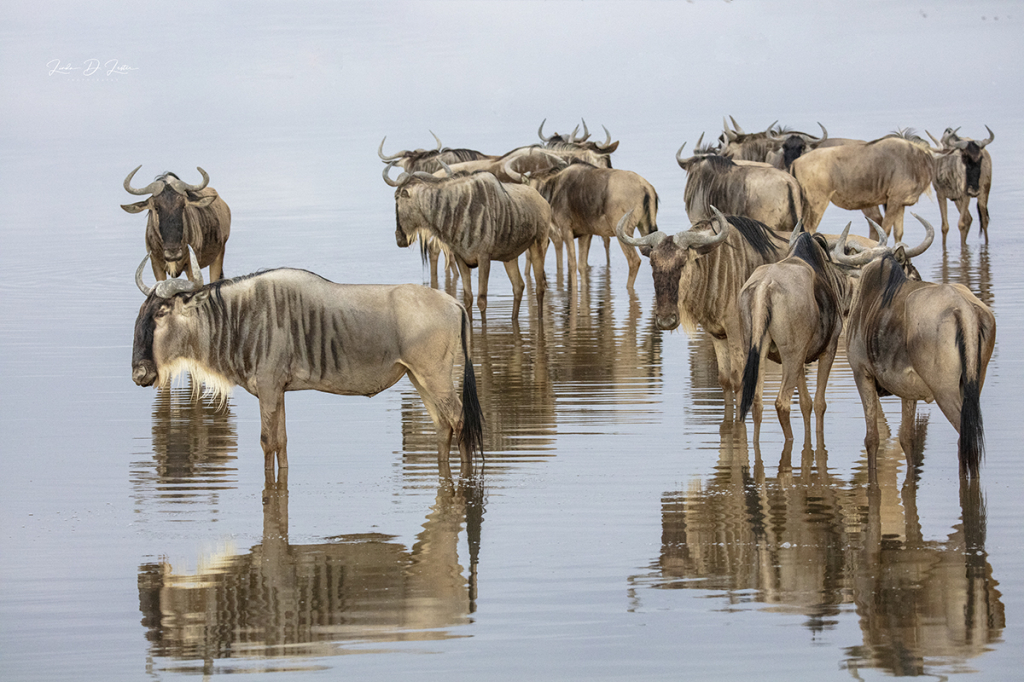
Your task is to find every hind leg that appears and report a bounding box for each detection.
[503,259,526,320]
[258,391,288,470]
[405,369,461,466]
[527,240,547,309]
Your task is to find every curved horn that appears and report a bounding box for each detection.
[722,117,738,142]
[675,142,688,166]
[814,122,828,143]
[538,118,552,143]
[788,220,806,248]
[832,222,879,266]
[436,157,454,177]
[904,214,935,257]
[978,125,994,148]
[382,161,402,187]
[575,118,591,142]
[616,210,667,249]
[135,253,154,296]
[679,205,732,250]
[185,245,203,288]
[600,125,612,148]
[123,165,165,196]
[502,157,526,184]
[866,217,887,244]
[174,167,209,193]
[926,129,943,149]
[729,116,746,135]
[429,130,443,151]
[378,136,404,162]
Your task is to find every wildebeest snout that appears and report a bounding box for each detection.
[133,362,157,387]
[655,312,680,331]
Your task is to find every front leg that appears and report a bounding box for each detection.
[899,398,918,467]
[258,391,288,470]
[476,258,491,314]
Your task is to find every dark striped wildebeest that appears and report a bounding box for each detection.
[718,116,780,162]
[616,206,790,407]
[506,159,659,290]
[121,166,231,282]
[926,126,994,244]
[676,140,803,232]
[384,160,549,320]
[833,214,995,477]
[131,248,484,472]
[791,131,944,243]
[737,223,853,442]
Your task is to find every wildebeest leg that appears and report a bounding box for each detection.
[527,240,547,309]
[710,336,736,419]
[954,195,973,242]
[620,239,642,290]
[476,259,491,314]
[455,257,474,310]
[577,234,593,277]
[883,203,906,243]
[428,241,441,288]
[503,259,525,320]
[603,236,611,264]
[208,249,226,281]
[775,353,805,442]
[750,344,769,443]
[258,391,288,470]
[151,258,168,282]
[852,369,882,471]
[802,195,829,232]
[563,226,578,292]
[936,190,951,245]
[404,369,459,467]
[813,342,838,437]
[899,398,919,466]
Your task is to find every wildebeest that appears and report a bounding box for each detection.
[737,224,853,442]
[121,166,231,281]
[718,116,779,162]
[538,118,619,159]
[384,161,549,319]
[676,142,803,232]
[131,248,484,471]
[791,133,940,242]
[509,159,659,290]
[378,132,494,173]
[833,214,995,477]
[926,126,994,244]
[764,123,830,170]
[617,206,789,400]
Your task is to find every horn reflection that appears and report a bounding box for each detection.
[630,417,1004,677]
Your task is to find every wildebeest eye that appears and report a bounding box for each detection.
[400,189,410,198]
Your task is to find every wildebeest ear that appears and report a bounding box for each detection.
[639,245,653,258]
[602,141,620,153]
[188,195,217,208]
[121,200,151,214]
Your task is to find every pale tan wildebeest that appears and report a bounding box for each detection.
[131,249,484,472]
[121,166,231,282]
[926,126,994,244]
[737,223,854,442]
[833,214,995,477]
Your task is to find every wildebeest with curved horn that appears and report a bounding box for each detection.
[617,206,789,402]
[538,118,620,159]
[737,223,853,442]
[676,141,803,232]
[131,247,484,472]
[718,116,779,162]
[121,166,231,281]
[508,158,659,290]
[833,214,994,477]
[764,122,830,170]
[791,133,942,242]
[385,160,549,319]
[926,126,994,244]
[378,132,495,174]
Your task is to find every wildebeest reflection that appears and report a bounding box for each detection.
[633,419,1004,676]
[138,470,483,666]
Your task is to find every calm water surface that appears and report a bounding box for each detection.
[2,2,1023,680]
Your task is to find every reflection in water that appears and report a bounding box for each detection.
[130,384,238,516]
[138,470,483,671]
[400,265,663,476]
[935,242,994,309]
[632,418,1004,676]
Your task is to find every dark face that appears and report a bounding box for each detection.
[393,186,418,247]
[781,136,807,170]
[132,294,169,386]
[151,190,190,275]
[647,241,690,330]
[960,142,984,196]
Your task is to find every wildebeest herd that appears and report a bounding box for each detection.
[125,117,997,479]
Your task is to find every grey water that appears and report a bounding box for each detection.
[2,2,1022,679]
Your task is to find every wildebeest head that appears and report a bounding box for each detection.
[131,247,204,387]
[382,161,445,248]
[121,166,216,277]
[832,214,934,282]
[538,118,619,158]
[378,132,491,173]
[767,123,829,170]
[719,116,780,162]
[616,206,732,330]
[929,126,994,197]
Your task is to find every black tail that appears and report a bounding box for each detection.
[459,308,484,458]
[957,317,984,477]
[739,345,760,421]
[739,290,771,421]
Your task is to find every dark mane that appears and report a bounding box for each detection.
[726,216,785,259]
[790,232,833,274]
[702,155,736,171]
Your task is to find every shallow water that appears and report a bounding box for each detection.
[2,2,1023,680]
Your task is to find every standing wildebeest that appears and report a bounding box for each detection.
[676,142,803,232]
[538,118,619,160]
[384,161,549,319]
[718,116,779,162]
[737,224,853,442]
[926,126,994,244]
[617,206,789,401]
[791,133,940,242]
[131,248,484,472]
[121,166,231,281]
[833,214,995,477]
[764,123,831,170]
[508,159,659,290]
[378,132,494,173]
